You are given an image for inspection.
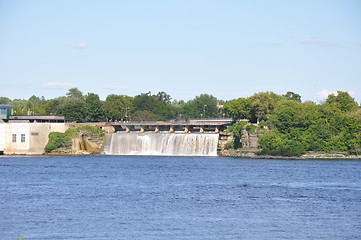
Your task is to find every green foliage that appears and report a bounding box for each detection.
[44,97,66,115]
[248,91,284,123]
[66,88,84,100]
[132,110,158,121]
[10,99,28,115]
[246,124,257,134]
[282,91,301,102]
[258,99,361,156]
[258,131,307,157]
[104,94,133,121]
[45,126,103,153]
[65,125,103,138]
[4,88,361,158]
[85,93,106,122]
[227,121,248,139]
[325,91,358,112]
[223,97,251,120]
[132,92,175,121]
[0,97,11,104]
[226,120,248,149]
[181,94,221,119]
[57,98,88,122]
[45,132,71,152]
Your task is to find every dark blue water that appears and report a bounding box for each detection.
[0,156,360,240]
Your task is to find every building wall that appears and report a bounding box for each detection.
[0,123,68,155]
[0,125,7,153]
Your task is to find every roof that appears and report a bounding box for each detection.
[0,104,15,109]
[9,115,65,121]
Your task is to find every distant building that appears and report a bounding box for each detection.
[0,105,15,123]
[0,104,68,155]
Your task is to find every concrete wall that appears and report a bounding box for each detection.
[0,123,68,155]
[0,124,7,153]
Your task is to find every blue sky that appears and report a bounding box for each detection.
[0,0,360,103]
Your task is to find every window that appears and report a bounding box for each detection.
[12,134,16,143]
[21,134,25,143]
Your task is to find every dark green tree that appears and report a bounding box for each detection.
[10,99,28,115]
[85,93,106,122]
[283,91,301,102]
[181,94,221,119]
[132,110,158,121]
[325,91,358,112]
[66,88,83,100]
[132,91,175,121]
[57,98,87,122]
[104,94,133,121]
[27,95,46,115]
[249,91,283,123]
[45,97,66,115]
[0,97,11,104]
[223,97,251,120]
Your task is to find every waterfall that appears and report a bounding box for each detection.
[102,132,219,156]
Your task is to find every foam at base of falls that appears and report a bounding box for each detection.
[102,132,219,156]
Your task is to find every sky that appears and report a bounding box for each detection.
[0,0,360,103]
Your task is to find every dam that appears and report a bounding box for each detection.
[102,119,232,156]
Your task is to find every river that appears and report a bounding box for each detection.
[1,155,360,240]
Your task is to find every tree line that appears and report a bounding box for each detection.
[223,91,361,156]
[1,89,360,156]
[0,88,225,122]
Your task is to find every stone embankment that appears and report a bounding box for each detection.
[219,149,259,158]
[219,149,361,160]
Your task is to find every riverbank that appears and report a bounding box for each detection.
[219,149,361,160]
[2,150,361,160]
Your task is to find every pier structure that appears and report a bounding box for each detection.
[105,119,233,134]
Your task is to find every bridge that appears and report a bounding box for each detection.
[104,118,234,133]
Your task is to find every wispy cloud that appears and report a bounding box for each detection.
[317,90,355,98]
[300,39,337,47]
[66,42,90,49]
[262,41,283,47]
[42,82,75,89]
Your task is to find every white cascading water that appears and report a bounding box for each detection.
[102,132,219,156]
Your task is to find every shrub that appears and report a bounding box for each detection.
[45,132,71,152]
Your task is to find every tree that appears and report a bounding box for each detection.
[0,97,11,104]
[27,95,46,115]
[104,94,133,121]
[10,99,28,115]
[325,91,358,112]
[223,97,251,120]
[181,94,221,119]
[258,130,307,157]
[85,93,106,122]
[132,91,175,121]
[45,97,66,115]
[283,91,301,102]
[171,100,186,119]
[132,92,157,113]
[156,91,171,104]
[57,99,88,122]
[66,88,83,100]
[269,100,320,133]
[249,92,283,123]
[132,110,158,121]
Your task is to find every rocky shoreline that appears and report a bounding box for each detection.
[218,149,361,160]
[2,149,361,160]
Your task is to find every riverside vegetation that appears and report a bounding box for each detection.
[45,126,104,154]
[1,89,360,157]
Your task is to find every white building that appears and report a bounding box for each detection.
[0,105,68,155]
